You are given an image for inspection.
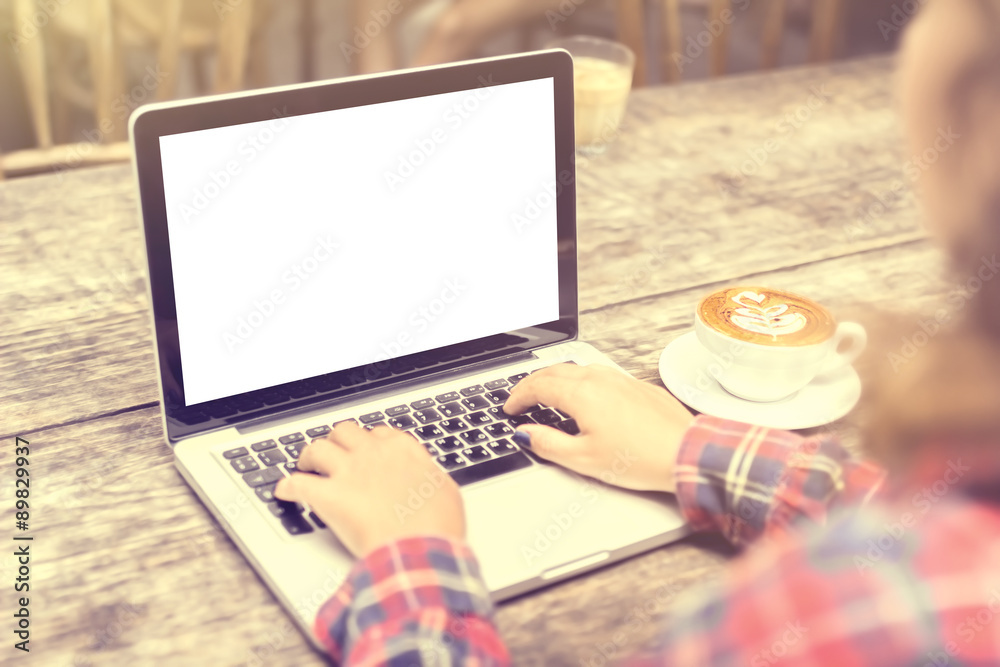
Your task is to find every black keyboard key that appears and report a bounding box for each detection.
[439,402,466,417]
[484,422,514,438]
[435,391,460,403]
[231,456,259,473]
[223,447,248,459]
[485,389,510,405]
[424,444,439,456]
[448,451,533,486]
[306,426,331,438]
[487,407,511,421]
[259,450,287,467]
[281,514,314,535]
[268,500,303,518]
[435,436,463,452]
[488,438,517,456]
[460,429,488,445]
[242,467,284,487]
[360,411,385,424]
[251,440,277,452]
[484,379,509,390]
[255,483,278,502]
[466,411,491,426]
[462,395,490,410]
[279,433,305,445]
[389,415,418,430]
[436,453,467,470]
[333,418,358,428]
[411,398,435,409]
[415,425,444,440]
[414,408,442,424]
[385,404,410,416]
[555,409,572,420]
[557,419,580,435]
[463,445,492,463]
[531,409,562,425]
[309,511,327,529]
[284,461,298,473]
[509,415,536,427]
[364,422,386,431]
[285,443,305,459]
[440,418,467,433]
[507,373,529,385]
[460,384,485,396]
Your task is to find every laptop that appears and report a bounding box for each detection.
[129,49,688,652]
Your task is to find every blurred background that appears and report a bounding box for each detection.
[0,0,912,180]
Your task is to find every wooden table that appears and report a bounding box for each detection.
[0,55,951,665]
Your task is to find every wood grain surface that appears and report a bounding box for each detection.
[0,54,959,666]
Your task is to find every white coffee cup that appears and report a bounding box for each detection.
[694,288,867,403]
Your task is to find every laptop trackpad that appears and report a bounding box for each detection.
[462,464,683,592]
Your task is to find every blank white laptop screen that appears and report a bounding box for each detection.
[158,78,560,406]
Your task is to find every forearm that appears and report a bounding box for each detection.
[673,416,885,547]
[315,536,509,665]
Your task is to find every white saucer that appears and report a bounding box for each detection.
[658,332,862,430]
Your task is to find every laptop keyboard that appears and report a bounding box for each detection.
[218,366,581,536]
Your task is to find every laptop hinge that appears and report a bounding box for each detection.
[235,350,538,435]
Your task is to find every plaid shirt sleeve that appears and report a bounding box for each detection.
[673,415,886,548]
[313,536,509,666]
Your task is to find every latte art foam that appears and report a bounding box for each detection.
[698,287,836,347]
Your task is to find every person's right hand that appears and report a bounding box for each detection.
[504,363,696,494]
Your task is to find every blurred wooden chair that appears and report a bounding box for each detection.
[1,0,265,180]
[616,0,846,86]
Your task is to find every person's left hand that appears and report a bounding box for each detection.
[274,421,465,558]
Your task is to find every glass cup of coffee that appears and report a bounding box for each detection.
[694,286,868,403]
[549,36,635,156]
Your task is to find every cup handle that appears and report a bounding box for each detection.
[818,322,867,376]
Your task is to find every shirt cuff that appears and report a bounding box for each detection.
[313,536,494,661]
[673,415,805,545]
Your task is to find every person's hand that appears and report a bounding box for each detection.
[274,422,465,557]
[504,364,696,494]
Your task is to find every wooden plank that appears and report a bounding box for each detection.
[0,56,919,436]
[760,0,787,69]
[0,237,960,663]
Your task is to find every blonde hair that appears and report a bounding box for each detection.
[863,0,1000,468]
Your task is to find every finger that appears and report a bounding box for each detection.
[513,424,586,468]
[505,366,587,415]
[298,437,349,475]
[327,420,372,451]
[274,471,330,505]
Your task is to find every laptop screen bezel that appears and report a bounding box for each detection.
[130,50,578,442]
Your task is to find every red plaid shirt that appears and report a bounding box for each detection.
[314,415,1000,665]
